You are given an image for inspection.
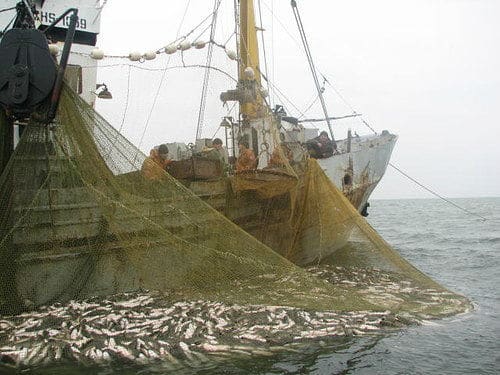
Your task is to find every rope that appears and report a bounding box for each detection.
[309,63,487,222]
[79,62,237,82]
[291,0,335,143]
[195,0,221,140]
[298,114,361,123]
[389,163,488,222]
[0,6,15,13]
[103,65,132,160]
[92,0,108,25]
[322,76,488,221]
[322,77,378,134]
[1,14,15,36]
[117,65,132,135]
[257,0,272,106]
[135,0,191,155]
[299,78,326,119]
[325,75,488,221]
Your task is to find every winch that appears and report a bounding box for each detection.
[0,0,78,121]
[0,0,78,177]
[0,28,57,118]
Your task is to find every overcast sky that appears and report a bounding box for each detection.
[4,0,498,199]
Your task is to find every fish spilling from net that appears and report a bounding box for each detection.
[0,292,398,368]
[0,263,471,369]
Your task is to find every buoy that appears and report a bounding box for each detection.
[143,51,156,60]
[193,40,206,49]
[48,44,59,56]
[165,44,177,54]
[129,52,142,61]
[243,67,255,80]
[225,48,237,60]
[179,40,191,51]
[90,48,104,60]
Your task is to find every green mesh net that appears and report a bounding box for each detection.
[0,84,469,319]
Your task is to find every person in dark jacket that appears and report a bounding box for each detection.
[306,131,334,158]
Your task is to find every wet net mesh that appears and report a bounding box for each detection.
[0,84,469,318]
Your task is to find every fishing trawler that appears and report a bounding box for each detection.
[157,0,397,260]
[0,0,396,311]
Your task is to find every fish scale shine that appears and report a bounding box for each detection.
[1,265,459,368]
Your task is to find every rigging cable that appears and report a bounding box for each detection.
[259,1,357,128]
[118,65,132,134]
[257,0,272,107]
[1,15,14,37]
[79,62,237,82]
[320,73,489,221]
[322,76,378,134]
[92,0,108,25]
[321,76,487,220]
[321,78,488,221]
[240,2,485,221]
[103,65,133,160]
[0,6,15,13]
[135,0,192,157]
[299,77,326,119]
[290,0,335,144]
[195,0,221,140]
[233,0,240,60]
[211,101,237,140]
[389,163,488,222]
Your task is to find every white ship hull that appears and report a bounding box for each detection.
[319,131,397,212]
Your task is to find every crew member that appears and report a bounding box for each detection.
[306,131,335,159]
[141,144,172,180]
[269,143,293,168]
[212,138,229,166]
[236,140,256,172]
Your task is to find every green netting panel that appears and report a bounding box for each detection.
[0,110,13,179]
[0,84,469,319]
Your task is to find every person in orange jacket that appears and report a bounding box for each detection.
[235,140,256,172]
[269,143,293,168]
[141,144,172,180]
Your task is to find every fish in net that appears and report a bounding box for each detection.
[0,84,470,321]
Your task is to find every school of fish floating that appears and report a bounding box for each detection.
[0,266,466,369]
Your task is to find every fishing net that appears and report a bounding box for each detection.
[0,84,469,319]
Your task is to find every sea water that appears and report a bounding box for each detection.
[0,197,498,374]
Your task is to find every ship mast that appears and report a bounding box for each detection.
[220,1,266,120]
[239,0,262,120]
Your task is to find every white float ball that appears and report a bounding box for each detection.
[90,48,104,60]
[129,51,141,61]
[243,67,255,80]
[225,48,237,60]
[143,51,156,60]
[179,40,191,51]
[48,44,59,56]
[193,40,206,49]
[165,44,177,54]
